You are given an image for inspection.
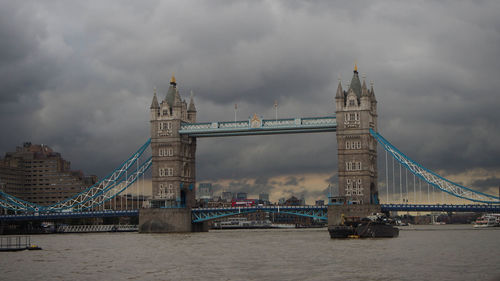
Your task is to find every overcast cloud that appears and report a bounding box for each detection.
[1,1,499,202]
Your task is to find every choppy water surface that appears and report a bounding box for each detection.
[1,225,499,281]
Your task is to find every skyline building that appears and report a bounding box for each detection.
[259,193,269,203]
[198,182,213,201]
[236,192,247,200]
[221,191,233,202]
[0,142,97,206]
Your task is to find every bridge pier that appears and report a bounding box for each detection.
[327,204,381,226]
[138,208,207,233]
[192,221,209,232]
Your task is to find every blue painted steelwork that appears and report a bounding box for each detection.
[380,204,500,213]
[0,156,151,213]
[192,209,258,222]
[191,205,328,222]
[76,157,152,211]
[0,139,152,212]
[179,116,336,137]
[0,192,39,212]
[2,204,499,222]
[0,210,139,221]
[192,204,500,223]
[370,129,500,204]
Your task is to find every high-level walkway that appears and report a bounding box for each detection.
[179,116,337,137]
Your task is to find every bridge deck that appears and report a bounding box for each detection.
[1,204,498,221]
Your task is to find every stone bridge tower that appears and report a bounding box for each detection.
[335,65,379,204]
[150,75,197,208]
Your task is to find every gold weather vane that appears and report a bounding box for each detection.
[354,62,358,72]
[171,73,176,84]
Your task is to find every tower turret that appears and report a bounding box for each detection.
[360,76,370,109]
[349,67,362,99]
[150,88,160,120]
[165,74,177,110]
[370,81,376,102]
[172,88,182,118]
[151,88,160,109]
[370,80,377,127]
[188,91,197,123]
[335,79,344,109]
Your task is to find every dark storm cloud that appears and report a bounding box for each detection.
[284,176,303,186]
[0,3,48,102]
[1,0,500,200]
[470,177,500,193]
[211,177,276,197]
[325,174,337,185]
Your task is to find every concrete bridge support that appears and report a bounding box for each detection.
[138,209,207,233]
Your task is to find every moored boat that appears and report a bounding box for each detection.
[329,213,399,238]
[473,214,500,228]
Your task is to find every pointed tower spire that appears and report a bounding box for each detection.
[370,80,376,101]
[349,65,362,98]
[188,90,196,112]
[361,74,369,97]
[335,78,343,99]
[165,73,177,108]
[174,88,181,106]
[150,87,160,109]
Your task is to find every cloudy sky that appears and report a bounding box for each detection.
[1,0,499,203]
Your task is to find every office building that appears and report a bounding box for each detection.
[0,142,97,206]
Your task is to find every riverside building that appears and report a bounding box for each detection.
[0,142,97,206]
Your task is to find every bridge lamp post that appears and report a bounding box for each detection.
[234,104,238,122]
[274,100,278,121]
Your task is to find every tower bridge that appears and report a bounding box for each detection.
[1,67,499,232]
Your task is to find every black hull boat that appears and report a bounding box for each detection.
[354,222,399,238]
[329,214,399,238]
[328,225,354,238]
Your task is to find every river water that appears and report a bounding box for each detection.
[1,225,499,281]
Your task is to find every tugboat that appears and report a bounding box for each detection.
[329,213,399,238]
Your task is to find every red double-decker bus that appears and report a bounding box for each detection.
[231,199,255,207]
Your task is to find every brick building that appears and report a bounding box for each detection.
[0,142,97,206]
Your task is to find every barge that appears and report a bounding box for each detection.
[329,214,399,238]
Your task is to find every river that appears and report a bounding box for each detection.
[1,225,499,281]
